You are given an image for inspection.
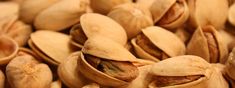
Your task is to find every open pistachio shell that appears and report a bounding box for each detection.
[0,35,19,65]
[107,3,153,39]
[34,0,88,31]
[29,30,72,65]
[58,52,90,88]
[90,0,132,14]
[149,55,212,88]
[78,36,139,87]
[70,13,128,48]
[150,0,189,29]
[187,0,228,30]
[131,26,186,61]
[186,26,228,63]
[229,4,235,27]
[6,53,52,88]
[20,0,60,24]
[0,70,5,88]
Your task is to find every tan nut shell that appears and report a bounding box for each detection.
[90,0,132,14]
[187,0,228,30]
[136,0,155,9]
[82,36,136,62]
[80,13,127,46]
[0,2,19,19]
[82,83,100,88]
[58,52,89,88]
[131,26,186,61]
[78,53,129,87]
[29,30,72,65]
[6,54,52,88]
[108,3,153,39]
[50,80,62,88]
[34,0,88,31]
[149,55,212,88]
[20,0,60,24]
[229,4,235,27]
[225,48,235,80]
[186,26,228,63]
[150,0,176,23]
[0,35,19,65]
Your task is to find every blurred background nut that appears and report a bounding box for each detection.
[90,0,132,14]
[187,0,228,31]
[78,36,139,87]
[150,0,189,30]
[135,0,155,9]
[0,35,19,65]
[34,0,89,31]
[228,4,235,27]
[131,26,186,62]
[225,48,235,80]
[6,53,53,88]
[19,0,60,24]
[187,25,228,63]
[70,13,127,48]
[0,70,4,88]
[108,3,153,39]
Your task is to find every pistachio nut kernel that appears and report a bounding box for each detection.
[84,54,139,82]
[201,26,219,63]
[70,24,88,45]
[157,0,185,25]
[152,75,203,87]
[136,33,169,60]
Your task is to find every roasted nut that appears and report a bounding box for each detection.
[78,36,139,87]
[108,3,153,39]
[187,25,228,63]
[131,26,185,62]
[150,0,189,30]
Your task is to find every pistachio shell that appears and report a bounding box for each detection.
[82,83,100,88]
[80,13,127,45]
[58,52,90,88]
[225,48,235,80]
[82,36,136,62]
[20,0,60,24]
[50,80,61,88]
[149,55,212,88]
[78,53,129,87]
[108,3,153,39]
[0,2,19,19]
[150,0,176,23]
[187,0,228,30]
[29,30,72,65]
[131,26,186,61]
[186,26,228,63]
[34,0,88,31]
[136,0,155,9]
[6,54,52,88]
[229,4,235,27]
[17,48,41,61]
[90,0,132,14]
[0,35,19,65]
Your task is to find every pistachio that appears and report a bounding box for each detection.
[70,24,87,45]
[228,3,235,27]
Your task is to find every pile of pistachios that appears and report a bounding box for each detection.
[1,0,235,88]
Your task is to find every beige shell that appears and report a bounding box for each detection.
[5,20,32,46]
[20,0,60,24]
[131,26,186,61]
[6,53,52,88]
[90,0,132,14]
[82,83,100,88]
[229,4,235,27]
[82,36,136,62]
[34,0,88,31]
[0,35,19,65]
[187,0,228,30]
[78,53,129,87]
[17,48,42,61]
[29,30,72,65]
[0,2,19,19]
[0,70,5,88]
[225,47,235,80]
[149,55,211,88]
[186,26,228,63]
[150,0,189,29]
[50,80,62,88]
[58,52,90,88]
[108,3,153,39]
